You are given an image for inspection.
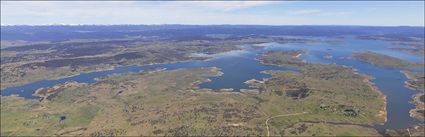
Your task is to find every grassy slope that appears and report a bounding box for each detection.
[281,122,380,136]
[2,49,389,136]
[254,50,386,135]
[0,36,313,89]
[401,70,425,91]
[1,64,386,136]
[2,68,263,136]
[385,125,425,137]
[352,51,424,69]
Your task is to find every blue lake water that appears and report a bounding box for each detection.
[1,38,423,131]
[264,38,424,131]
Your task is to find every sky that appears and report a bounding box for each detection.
[1,1,424,26]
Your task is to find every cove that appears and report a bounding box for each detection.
[0,45,297,99]
[1,38,423,131]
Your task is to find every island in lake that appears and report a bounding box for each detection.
[1,25,424,136]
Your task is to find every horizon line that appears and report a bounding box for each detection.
[1,24,424,27]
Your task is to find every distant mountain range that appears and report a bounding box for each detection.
[1,25,424,41]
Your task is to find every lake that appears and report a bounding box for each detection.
[1,37,423,131]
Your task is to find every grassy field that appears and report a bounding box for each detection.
[385,125,425,137]
[2,67,266,136]
[1,59,388,136]
[401,70,425,91]
[280,122,380,136]
[0,35,315,89]
[352,51,424,69]
[1,49,397,136]
[409,93,425,122]
[253,50,386,135]
[400,70,424,122]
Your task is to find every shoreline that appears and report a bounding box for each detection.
[256,52,388,125]
[362,75,388,124]
[409,93,425,121]
[401,70,425,122]
[400,70,424,91]
[0,57,216,90]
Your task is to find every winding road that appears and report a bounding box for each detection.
[265,112,309,137]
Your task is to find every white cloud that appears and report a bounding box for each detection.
[1,1,422,26]
[176,1,278,11]
[288,9,350,17]
[289,9,322,15]
[319,12,350,16]
[0,1,292,25]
